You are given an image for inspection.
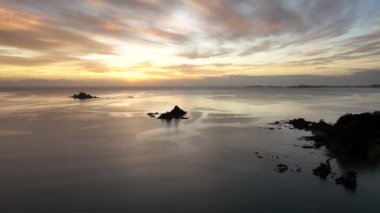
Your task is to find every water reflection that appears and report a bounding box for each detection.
[0,87,380,212]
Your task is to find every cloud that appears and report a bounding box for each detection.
[184,0,358,41]
[237,41,272,56]
[178,49,231,59]
[0,0,379,82]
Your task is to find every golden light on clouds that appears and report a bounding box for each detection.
[0,0,379,86]
[0,8,41,30]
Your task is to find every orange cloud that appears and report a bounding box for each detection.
[0,7,41,30]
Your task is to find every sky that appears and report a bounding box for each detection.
[0,0,380,86]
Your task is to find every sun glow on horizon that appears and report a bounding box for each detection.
[0,0,379,85]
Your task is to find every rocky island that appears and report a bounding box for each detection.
[271,111,380,190]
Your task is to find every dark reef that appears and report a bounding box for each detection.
[71,92,98,100]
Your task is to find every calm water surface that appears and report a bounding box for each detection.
[0,87,380,212]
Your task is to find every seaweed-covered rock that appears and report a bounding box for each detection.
[71,92,97,100]
[158,106,187,120]
[335,171,357,190]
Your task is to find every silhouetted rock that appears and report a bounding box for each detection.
[287,118,312,130]
[312,163,331,179]
[71,92,97,100]
[302,145,315,149]
[331,112,380,157]
[335,171,357,190]
[311,120,333,134]
[279,111,380,158]
[147,113,156,118]
[158,106,187,120]
[274,164,289,173]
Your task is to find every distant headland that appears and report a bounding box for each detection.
[248,84,380,88]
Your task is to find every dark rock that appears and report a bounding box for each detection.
[311,120,333,134]
[287,118,313,130]
[313,163,331,179]
[331,112,380,157]
[269,121,281,125]
[71,92,97,100]
[282,111,380,158]
[256,155,263,159]
[158,106,187,120]
[298,135,328,148]
[275,164,289,173]
[302,145,315,149]
[147,113,156,118]
[335,171,358,190]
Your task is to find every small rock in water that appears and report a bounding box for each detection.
[275,164,289,173]
[71,92,97,100]
[302,145,315,149]
[147,113,156,118]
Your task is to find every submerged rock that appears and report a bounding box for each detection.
[71,92,97,100]
[274,164,289,173]
[158,106,187,120]
[147,112,158,118]
[335,171,358,191]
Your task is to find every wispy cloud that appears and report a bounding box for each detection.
[0,0,379,84]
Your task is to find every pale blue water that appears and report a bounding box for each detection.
[0,87,380,213]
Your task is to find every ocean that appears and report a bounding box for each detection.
[0,87,380,212]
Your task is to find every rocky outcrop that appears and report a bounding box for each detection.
[71,92,97,100]
[157,106,187,120]
[274,111,380,158]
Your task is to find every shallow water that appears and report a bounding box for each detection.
[0,87,380,213]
